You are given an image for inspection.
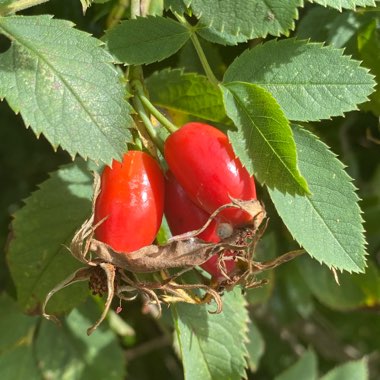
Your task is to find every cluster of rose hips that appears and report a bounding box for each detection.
[94,122,257,278]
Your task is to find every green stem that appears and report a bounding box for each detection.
[133,95,164,154]
[174,12,219,85]
[106,0,129,29]
[132,78,177,134]
[0,0,48,15]
[129,68,178,134]
[137,94,178,134]
[190,33,219,85]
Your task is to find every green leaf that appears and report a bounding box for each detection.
[0,15,132,165]
[178,39,225,79]
[147,0,164,16]
[7,161,93,314]
[0,293,38,351]
[246,319,265,373]
[196,25,250,47]
[299,256,380,310]
[103,16,190,65]
[274,350,318,380]
[321,359,368,380]
[224,39,376,121]
[282,261,315,318]
[189,0,302,45]
[358,20,380,77]
[307,0,376,11]
[173,289,249,380]
[268,125,367,273]
[296,7,338,43]
[221,82,310,195]
[297,8,367,49]
[146,69,226,122]
[108,309,135,339]
[0,293,41,378]
[0,0,13,10]
[0,344,42,379]
[358,20,380,116]
[35,299,126,380]
[164,0,188,13]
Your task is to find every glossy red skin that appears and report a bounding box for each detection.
[165,171,235,278]
[94,151,164,253]
[164,122,256,225]
[165,171,219,242]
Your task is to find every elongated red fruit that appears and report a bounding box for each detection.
[94,151,164,253]
[164,122,256,225]
[165,171,219,242]
[165,171,235,278]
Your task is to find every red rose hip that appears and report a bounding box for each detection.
[165,171,235,278]
[164,122,256,225]
[94,151,164,253]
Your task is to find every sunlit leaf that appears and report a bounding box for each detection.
[269,125,367,273]
[222,81,309,195]
[0,15,133,164]
[191,0,302,45]
[173,289,249,380]
[224,39,375,121]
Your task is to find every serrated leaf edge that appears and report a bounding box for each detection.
[6,162,92,312]
[307,0,376,12]
[271,126,368,273]
[104,15,191,65]
[225,38,376,121]
[222,82,311,195]
[191,0,305,43]
[0,15,133,165]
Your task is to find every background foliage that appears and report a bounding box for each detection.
[0,0,379,379]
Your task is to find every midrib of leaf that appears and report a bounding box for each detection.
[228,87,303,190]
[120,30,190,48]
[0,22,121,157]
[303,192,362,270]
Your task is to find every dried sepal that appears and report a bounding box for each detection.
[116,270,223,314]
[93,177,266,270]
[69,199,266,274]
[251,249,305,273]
[42,267,93,325]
